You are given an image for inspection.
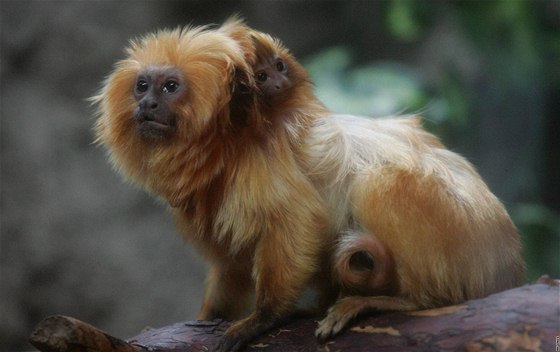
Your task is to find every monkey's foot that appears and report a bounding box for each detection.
[315,296,419,342]
[214,312,278,352]
[315,296,366,342]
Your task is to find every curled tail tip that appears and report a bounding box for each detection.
[334,233,394,293]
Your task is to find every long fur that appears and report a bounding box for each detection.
[245,33,524,339]
[94,21,334,349]
[94,20,525,350]
[305,114,524,304]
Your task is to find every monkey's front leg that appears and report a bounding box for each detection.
[198,260,253,321]
[215,229,320,352]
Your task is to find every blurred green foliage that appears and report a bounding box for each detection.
[386,0,428,42]
[304,48,428,117]
[514,204,560,281]
[303,0,559,281]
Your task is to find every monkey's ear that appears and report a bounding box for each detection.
[227,65,255,128]
[232,66,253,95]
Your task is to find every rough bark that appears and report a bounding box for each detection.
[30,277,559,352]
[29,315,142,352]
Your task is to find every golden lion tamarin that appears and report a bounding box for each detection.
[93,17,524,351]
[248,31,525,341]
[94,19,332,352]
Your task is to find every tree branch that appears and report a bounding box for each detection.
[30,277,559,352]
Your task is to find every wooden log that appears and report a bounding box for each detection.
[30,278,560,352]
[29,315,142,352]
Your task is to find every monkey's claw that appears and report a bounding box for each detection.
[214,323,251,352]
[315,297,367,342]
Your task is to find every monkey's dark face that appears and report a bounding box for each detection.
[133,66,186,141]
[255,57,292,99]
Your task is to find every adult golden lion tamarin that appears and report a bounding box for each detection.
[94,19,333,351]
[94,18,524,351]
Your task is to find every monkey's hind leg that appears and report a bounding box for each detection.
[315,296,419,342]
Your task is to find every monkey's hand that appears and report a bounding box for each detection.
[315,296,419,342]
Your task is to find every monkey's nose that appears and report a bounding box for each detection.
[140,97,159,111]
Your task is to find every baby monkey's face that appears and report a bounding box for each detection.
[254,56,292,98]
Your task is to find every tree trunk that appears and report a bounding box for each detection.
[30,277,559,352]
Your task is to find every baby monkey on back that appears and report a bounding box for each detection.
[94,18,524,352]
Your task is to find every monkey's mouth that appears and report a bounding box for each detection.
[135,113,177,140]
[142,119,173,131]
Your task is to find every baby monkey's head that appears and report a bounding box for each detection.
[250,31,312,105]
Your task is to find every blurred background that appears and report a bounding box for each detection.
[1,1,559,350]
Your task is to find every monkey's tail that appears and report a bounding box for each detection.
[334,232,394,293]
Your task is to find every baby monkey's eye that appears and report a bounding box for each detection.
[256,72,268,83]
[276,60,286,72]
[136,79,149,93]
[162,80,179,94]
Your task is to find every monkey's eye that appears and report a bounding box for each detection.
[256,72,268,83]
[276,60,286,72]
[162,80,179,94]
[136,80,149,93]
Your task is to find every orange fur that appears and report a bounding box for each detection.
[94,20,525,351]
[309,114,525,339]
[247,33,525,342]
[334,231,395,295]
[94,20,334,351]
